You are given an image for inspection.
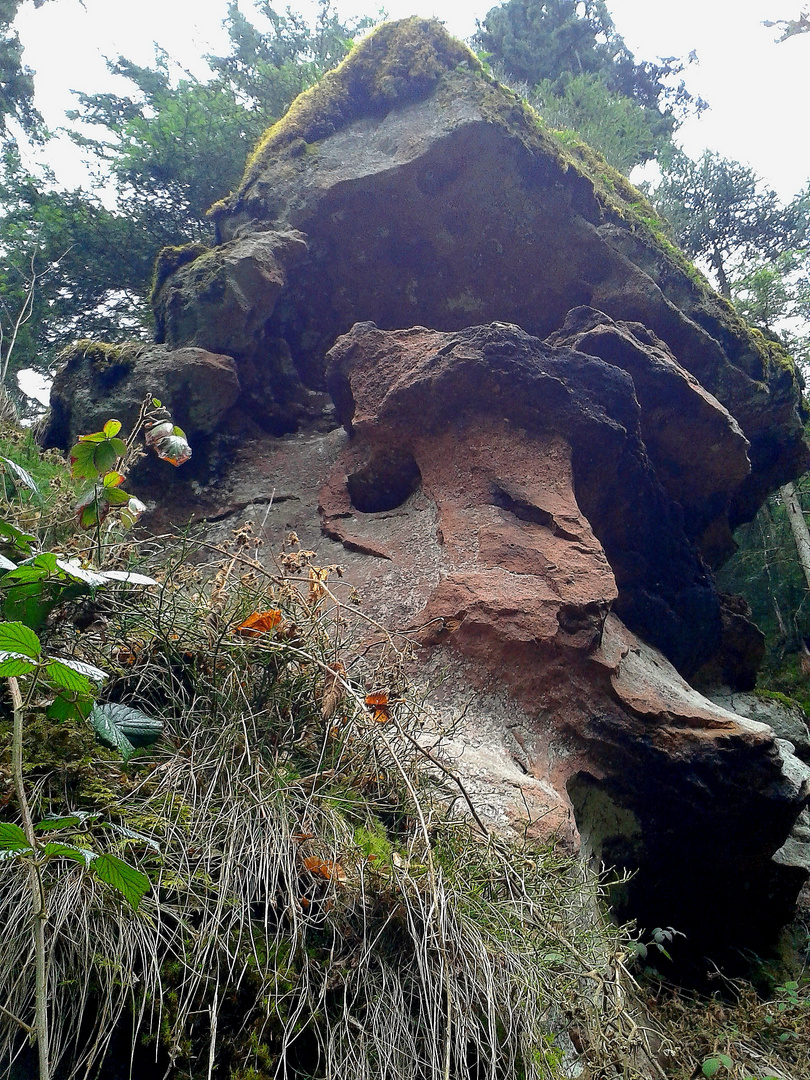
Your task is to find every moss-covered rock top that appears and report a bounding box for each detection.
[235,17,478,194]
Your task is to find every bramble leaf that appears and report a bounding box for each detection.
[0,653,37,676]
[0,621,41,658]
[93,853,150,910]
[0,822,28,849]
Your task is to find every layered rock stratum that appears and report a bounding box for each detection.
[45,18,810,955]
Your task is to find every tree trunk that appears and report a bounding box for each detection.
[782,481,810,594]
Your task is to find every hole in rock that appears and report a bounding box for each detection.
[347,449,422,513]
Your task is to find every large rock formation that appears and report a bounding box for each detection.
[44,18,810,956]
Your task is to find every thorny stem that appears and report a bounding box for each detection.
[9,675,50,1080]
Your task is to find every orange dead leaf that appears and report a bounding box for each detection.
[303,855,347,883]
[234,609,283,636]
[299,896,310,910]
[365,692,390,724]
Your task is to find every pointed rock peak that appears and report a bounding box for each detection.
[227,17,479,199]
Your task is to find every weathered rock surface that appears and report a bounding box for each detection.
[43,19,810,955]
[46,342,241,451]
[174,319,809,954]
[150,18,807,530]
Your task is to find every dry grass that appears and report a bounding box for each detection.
[0,524,670,1080]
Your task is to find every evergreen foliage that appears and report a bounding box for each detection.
[475,0,706,173]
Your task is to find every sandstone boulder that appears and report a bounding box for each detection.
[152,18,807,531]
[43,17,810,957]
[185,318,810,955]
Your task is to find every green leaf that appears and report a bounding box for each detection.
[0,821,28,848]
[0,654,37,676]
[45,657,107,694]
[102,470,125,488]
[70,440,101,479]
[0,621,41,658]
[46,691,95,723]
[42,842,95,866]
[44,662,92,694]
[90,704,137,760]
[103,419,122,438]
[93,440,118,476]
[103,486,132,506]
[77,430,108,444]
[0,457,42,503]
[92,701,162,747]
[35,815,83,831]
[0,519,35,556]
[717,1056,732,1070]
[92,853,150,910]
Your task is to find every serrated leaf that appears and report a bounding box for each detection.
[0,457,42,503]
[103,419,122,438]
[93,853,150,910]
[152,434,192,466]
[98,570,157,585]
[70,440,101,479]
[93,701,162,747]
[0,847,31,862]
[55,559,107,586]
[49,655,107,684]
[45,662,92,694]
[0,822,28,848]
[102,470,125,488]
[35,815,83,832]
[0,655,36,676]
[0,621,41,658]
[90,705,136,760]
[42,842,96,866]
[120,498,146,529]
[100,820,161,852]
[144,420,173,445]
[77,431,108,444]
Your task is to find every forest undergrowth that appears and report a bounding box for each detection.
[0,416,807,1080]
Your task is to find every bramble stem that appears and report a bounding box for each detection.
[9,676,50,1080]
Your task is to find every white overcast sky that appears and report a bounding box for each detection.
[13,0,810,200]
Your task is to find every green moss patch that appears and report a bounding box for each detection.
[151,242,211,302]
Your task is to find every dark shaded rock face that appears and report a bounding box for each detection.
[44,19,810,955]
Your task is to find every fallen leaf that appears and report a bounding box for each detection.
[303,855,347,883]
[234,609,283,636]
[365,692,390,724]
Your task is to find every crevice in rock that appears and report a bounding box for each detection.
[491,481,580,540]
[347,449,422,513]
